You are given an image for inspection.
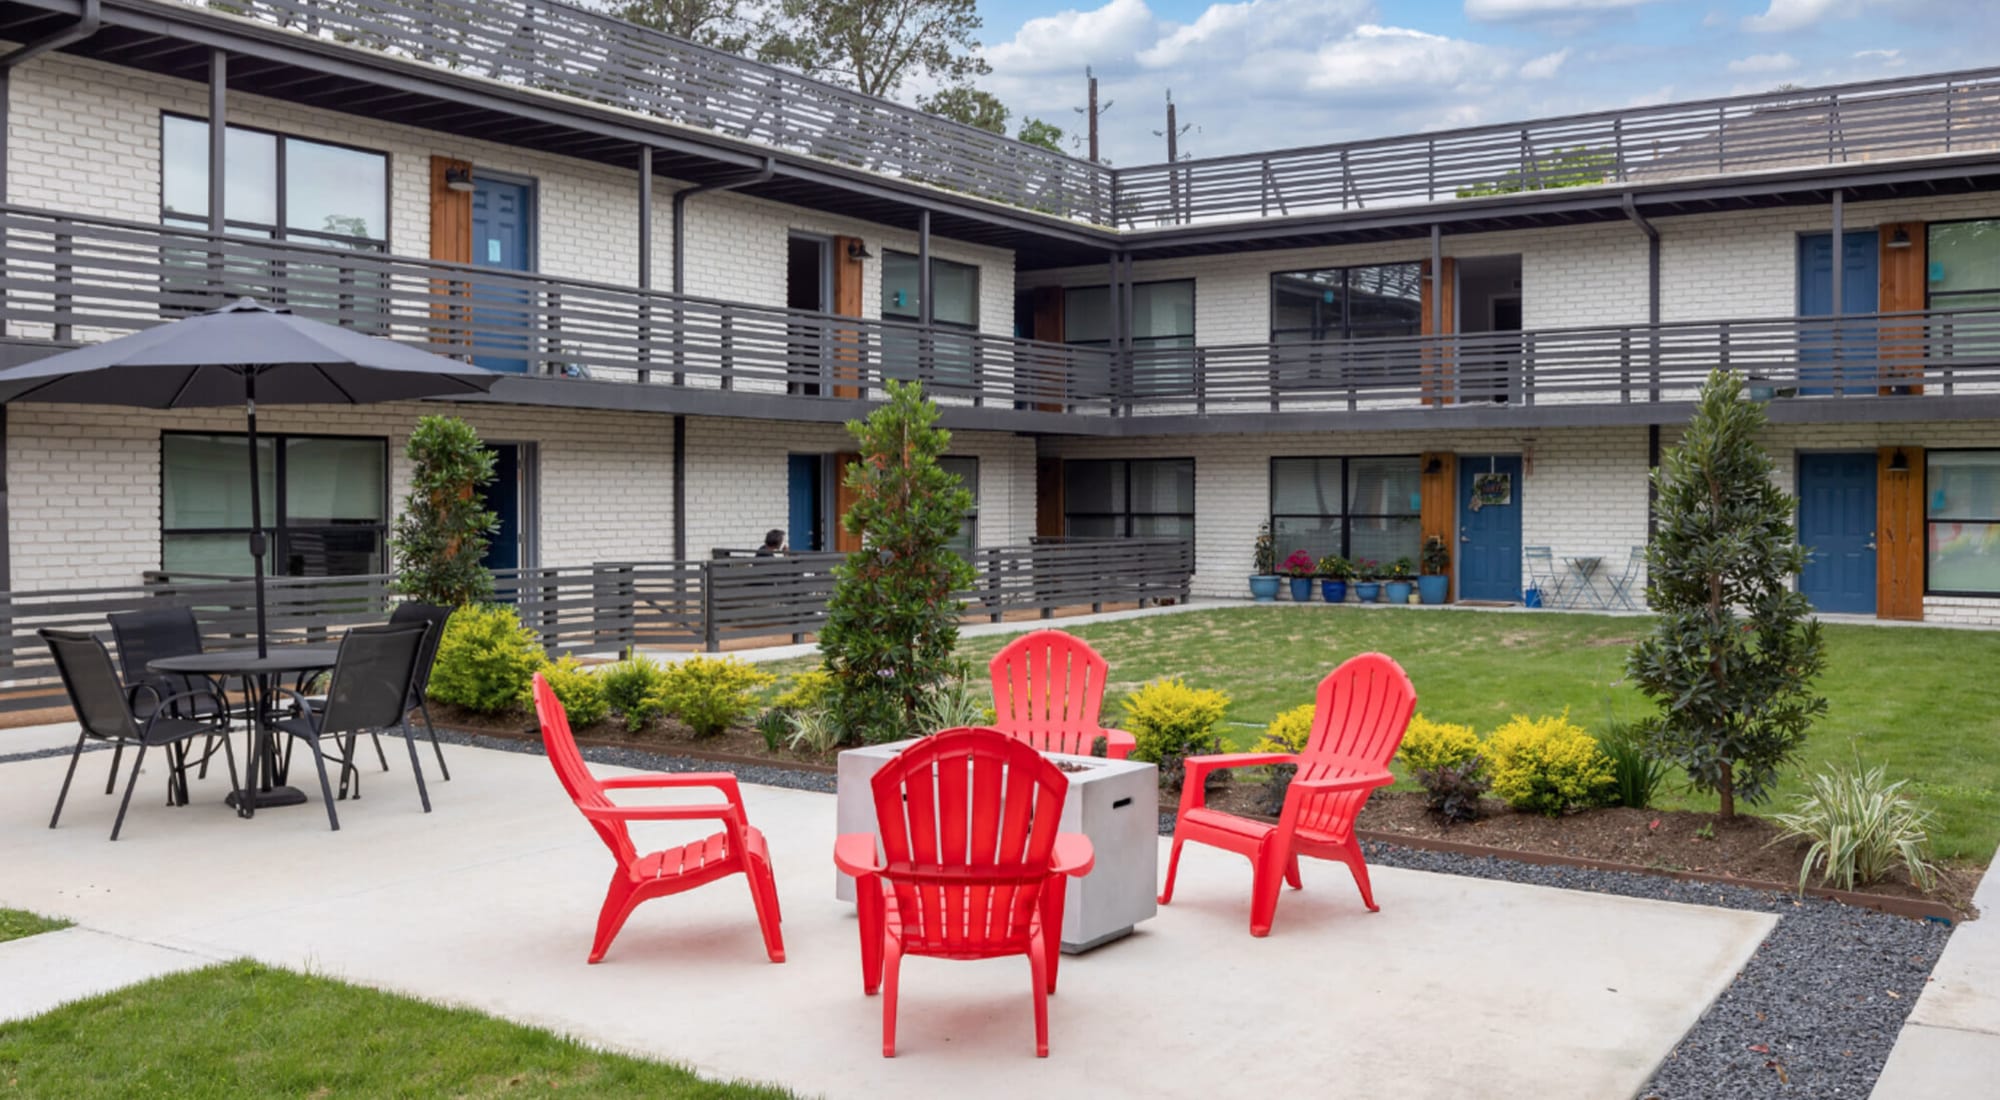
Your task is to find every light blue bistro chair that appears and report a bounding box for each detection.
[1605,546,1647,611]
[1522,547,1569,607]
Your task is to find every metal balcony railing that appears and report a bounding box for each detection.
[0,204,1119,411]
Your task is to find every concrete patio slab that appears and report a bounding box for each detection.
[1872,865,2000,1099]
[0,927,215,1024]
[0,739,1774,1100]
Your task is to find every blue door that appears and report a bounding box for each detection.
[472,177,534,373]
[1457,455,1523,602]
[481,444,522,575]
[1797,231,1878,395]
[787,454,823,552]
[1797,452,1877,614]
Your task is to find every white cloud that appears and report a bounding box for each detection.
[982,0,1159,77]
[1726,51,1798,74]
[1519,48,1571,80]
[1466,0,1655,20]
[1306,25,1514,94]
[1743,0,1857,33]
[1853,47,1904,66]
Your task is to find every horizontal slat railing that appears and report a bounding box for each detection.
[173,0,1109,220]
[1114,67,2000,225]
[0,204,1117,412]
[1124,308,2000,414]
[0,540,1194,717]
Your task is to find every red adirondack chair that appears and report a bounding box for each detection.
[1159,652,1415,937]
[834,727,1094,1058]
[988,630,1136,759]
[532,674,784,964]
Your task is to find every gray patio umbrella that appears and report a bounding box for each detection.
[0,298,501,655]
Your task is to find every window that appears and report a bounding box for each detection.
[1271,264,1424,342]
[1927,450,2000,595]
[1063,458,1195,540]
[1928,220,2000,313]
[1063,281,1195,349]
[161,433,388,578]
[940,455,980,555]
[1270,456,1422,568]
[881,251,979,329]
[161,115,389,250]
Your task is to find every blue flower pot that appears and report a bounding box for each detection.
[1524,586,1543,608]
[1320,580,1348,604]
[1288,577,1314,602]
[1385,580,1413,604]
[1248,575,1281,602]
[1354,582,1381,603]
[1418,575,1449,605]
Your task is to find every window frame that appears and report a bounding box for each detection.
[880,249,981,331]
[1924,447,2000,598]
[1061,279,1197,349]
[159,112,393,252]
[939,454,980,553]
[159,429,392,578]
[1267,454,1424,563]
[1925,217,2000,311]
[1269,263,1426,343]
[1061,457,1196,540]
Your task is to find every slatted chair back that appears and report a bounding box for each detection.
[1292,653,1417,839]
[107,606,204,686]
[316,623,427,737]
[41,629,140,741]
[533,673,639,869]
[389,602,453,702]
[988,631,1111,756]
[870,727,1070,958]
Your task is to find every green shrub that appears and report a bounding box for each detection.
[541,656,608,728]
[773,669,835,713]
[919,677,996,732]
[785,705,842,755]
[390,415,498,608]
[599,656,669,730]
[1415,757,1491,824]
[1600,721,1669,809]
[1396,715,1481,774]
[647,656,776,738]
[754,709,789,753]
[1485,710,1615,817]
[426,604,544,714]
[1771,758,1939,892]
[1121,678,1231,791]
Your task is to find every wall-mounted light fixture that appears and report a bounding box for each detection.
[846,240,874,262]
[1423,456,1444,475]
[444,164,476,193]
[1888,448,1911,473]
[1886,226,1914,250]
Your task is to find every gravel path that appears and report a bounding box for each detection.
[445,729,1956,1099]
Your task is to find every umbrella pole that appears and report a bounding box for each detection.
[245,369,269,658]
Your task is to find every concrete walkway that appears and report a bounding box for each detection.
[0,739,1775,1099]
[1871,867,2000,1097]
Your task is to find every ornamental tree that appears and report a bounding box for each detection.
[390,415,498,607]
[1626,370,1828,817]
[818,381,976,743]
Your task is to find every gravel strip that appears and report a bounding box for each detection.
[439,732,1959,1098]
[0,742,107,766]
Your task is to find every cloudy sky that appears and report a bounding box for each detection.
[966,0,2000,166]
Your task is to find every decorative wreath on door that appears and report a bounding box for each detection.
[1469,472,1512,511]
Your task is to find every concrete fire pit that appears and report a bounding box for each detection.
[834,739,1159,953]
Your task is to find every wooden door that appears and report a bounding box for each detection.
[1876,446,1925,621]
[1419,257,1456,406]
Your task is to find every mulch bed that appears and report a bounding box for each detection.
[428,703,843,771]
[1203,781,1979,919]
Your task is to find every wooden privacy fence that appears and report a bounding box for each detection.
[0,539,1192,719]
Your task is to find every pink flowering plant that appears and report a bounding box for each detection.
[1279,549,1318,578]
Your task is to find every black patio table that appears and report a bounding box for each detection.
[149,645,340,818]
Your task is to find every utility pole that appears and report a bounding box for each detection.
[1075,66,1113,163]
[1166,90,1177,163]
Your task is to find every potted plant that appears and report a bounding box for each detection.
[1248,522,1280,602]
[1384,557,1416,604]
[1352,559,1381,604]
[1279,549,1317,602]
[1317,554,1351,604]
[1418,536,1451,605]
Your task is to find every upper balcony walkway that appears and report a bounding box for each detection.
[67,0,2000,231]
[2,203,1998,433]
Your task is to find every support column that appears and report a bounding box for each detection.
[1831,190,1845,394]
[637,146,652,383]
[1107,252,1124,412]
[208,50,226,236]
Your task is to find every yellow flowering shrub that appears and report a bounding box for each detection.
[1395,715,1481,774]
[1120,678,1232,790]
[1253,704,1316,755]
[1484,709,1615,817]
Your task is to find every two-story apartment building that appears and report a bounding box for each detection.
[2,0,1998,625]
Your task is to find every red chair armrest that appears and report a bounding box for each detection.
[600,772,743,801]
[1100,728,1138,755]
[835,833,884,878]
[1289,770,1395,795]
[1050,832,1094,877]
[1183,752,1293,787]
[579,802,739,823]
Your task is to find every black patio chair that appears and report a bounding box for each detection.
[108,606,231,781]
[273,622,430,832]
[299,602,454,782]
[41,628,238,841]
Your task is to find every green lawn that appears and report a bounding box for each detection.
[0,961,793,1099]
[771,607,2000,863]
[0,910,68,945]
